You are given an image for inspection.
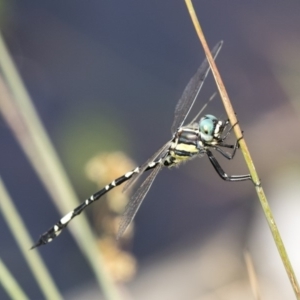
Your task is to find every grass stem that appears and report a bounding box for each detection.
[184,1,300,298]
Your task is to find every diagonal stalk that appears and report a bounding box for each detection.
[184,0,300,298]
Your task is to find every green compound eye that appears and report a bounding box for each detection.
[199,115,217,140]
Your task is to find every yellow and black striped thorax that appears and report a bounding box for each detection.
[163,115,226,167]
[164,127,202,166]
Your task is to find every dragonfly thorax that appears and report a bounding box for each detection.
[164,127,200,167]
[163,115,226,167]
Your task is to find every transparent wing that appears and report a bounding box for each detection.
[171,41,223,133]
[186,92,217,127]
[117,162,163,239]
[123,140,171,193]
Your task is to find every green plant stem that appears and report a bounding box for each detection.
[184,0,300,298]
[0,258,29,300]
[0,31,122,300]
[0,177,62,300]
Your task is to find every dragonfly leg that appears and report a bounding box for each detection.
[213,135,242,160]
[205,149,252,182]
[219,119,240,142]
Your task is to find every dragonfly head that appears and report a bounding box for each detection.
[199,114,225,142]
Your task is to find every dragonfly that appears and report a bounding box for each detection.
[32,41,252,248]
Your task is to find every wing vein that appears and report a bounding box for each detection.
[118,163,163,238]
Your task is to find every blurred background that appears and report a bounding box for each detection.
[1,1,300,299]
